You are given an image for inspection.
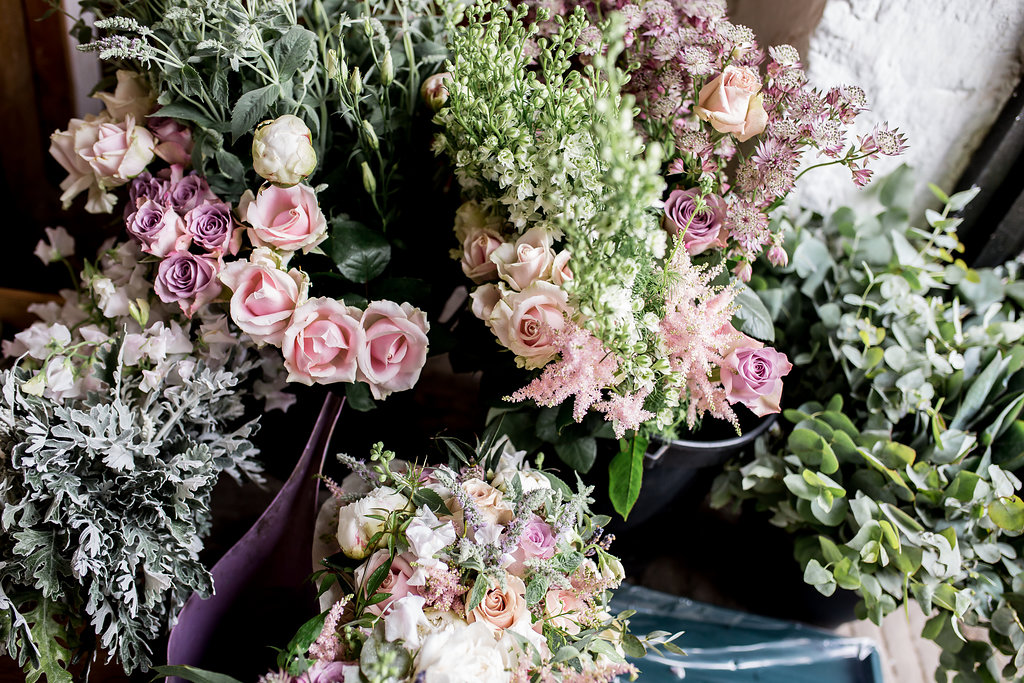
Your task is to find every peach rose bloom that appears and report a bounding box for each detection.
[694,65,768,142]
[467,574,530,635]
[461,227,504,283]
[444,478,514,531]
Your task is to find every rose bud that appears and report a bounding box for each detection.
[251,114,317,186]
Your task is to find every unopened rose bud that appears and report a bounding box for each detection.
[361,161,376,194]
[767,244,788,267]
[252,114,317,187]
[421,72,453,111]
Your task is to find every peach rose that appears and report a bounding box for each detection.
[444,478,514,530]
[282,297,364,385]
[219,248,309,346]
[50,115,113,212]
[241,184,328,253]
[467,574,530,635]
[470,284,502,321]
[493,227,556,291]
[488,281,568,369]
[356,301,430,400]
[694,66,768,142]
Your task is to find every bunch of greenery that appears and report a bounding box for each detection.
[712,167,1024,681]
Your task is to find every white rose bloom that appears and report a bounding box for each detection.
[252,114,317,186]
[336,486,409,560]
[415,621,510,683]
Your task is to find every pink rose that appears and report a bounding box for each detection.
[507,515,557,577]
[551,251,573,286]
[162,165,216,213]
[185,201,241,255]
[78,115,156,182]
[663,188,728,255]
[470,284,501,321]
[461,227,504,283]
[488,281,568,369]
[694,66,768,142]
[148,117,194,166]
[282,298,364,385]
[219,249,309,346]
[543,589,588,635]
[354,550,420,615]
[242,184,328,253]
[721,336,793,417]
[356,301,430,400]
[493,227,555,291]
[126,199,187,257]
[154,250,222,317]
[49,115,116,213]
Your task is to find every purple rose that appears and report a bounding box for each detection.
[154,250,222,317]
[128,172,169,208]
[126,199,186,257]
[185,201,239,254]
[663,188,728,255]
[163,165,215,213]
[721,335,793,417]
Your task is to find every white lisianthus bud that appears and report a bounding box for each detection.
[380,51,394,86]
[361,161,376,194]
[251,114,317,187]
[361,120,379,151]
[349,67,363,96]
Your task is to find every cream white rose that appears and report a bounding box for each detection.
[414,621,510,683]
[252,114,318,186]
[336,486,409,560]
[493,227,556,291]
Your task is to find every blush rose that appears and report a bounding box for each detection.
[281,297,364,385]
[694,65,768,142]
[356,301,430,400]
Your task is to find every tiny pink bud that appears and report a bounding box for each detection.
[733,260,753,282]
[767,244,788,267]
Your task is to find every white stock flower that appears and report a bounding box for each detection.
[251,114,317,186]
[414,621,510,683]
[336,486,409,560]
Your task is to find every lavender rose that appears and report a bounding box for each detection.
[164,165,216,213]
[185,201,240,255]
[721,335,793,417]
[663,188,728,255]
[154,250,222,317]
[126,199,186,257]
[128,172,169,208]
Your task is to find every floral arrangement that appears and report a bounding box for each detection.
[52,0,467,405]
[434,0,906,513]
[712,172,1024,681]
[0,229,270,678]
[235,435,680,683]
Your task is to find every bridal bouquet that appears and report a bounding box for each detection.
[436,0,906,512]
[252,436,669,683]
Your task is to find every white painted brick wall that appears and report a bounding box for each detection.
[793,0,1024,216]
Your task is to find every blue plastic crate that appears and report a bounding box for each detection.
[611,584,883,682]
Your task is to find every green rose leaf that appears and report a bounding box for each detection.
[331,220,392,283]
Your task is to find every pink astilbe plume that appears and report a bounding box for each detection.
[510,322,620,422]
[308,597,349,661]
[659,249,739,429]
[592,389,655,439]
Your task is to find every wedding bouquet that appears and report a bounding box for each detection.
[248,436,673,683]
[0,229,272,677]
[435,0,906,513]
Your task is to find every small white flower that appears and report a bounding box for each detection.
[33,227,75,264]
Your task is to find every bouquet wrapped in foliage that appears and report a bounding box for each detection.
[0,228,273,677]
[435,0,906,514]
[713,171,1024,681]
[241,435,676,683]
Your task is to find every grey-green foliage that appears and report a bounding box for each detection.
[713,169,1024,682]
[0,356,262,675]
